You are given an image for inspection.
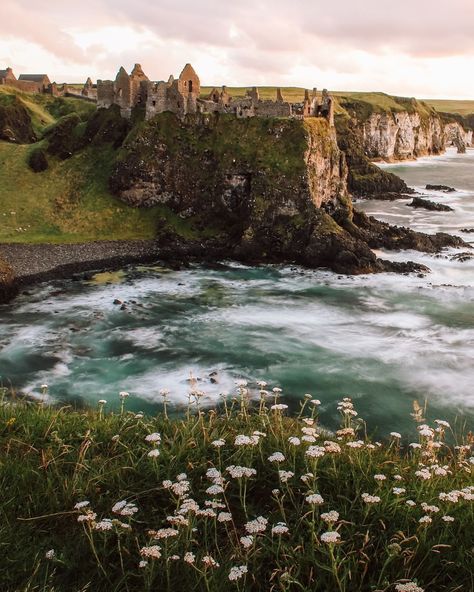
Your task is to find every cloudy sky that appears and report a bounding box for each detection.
[1,0,473,98]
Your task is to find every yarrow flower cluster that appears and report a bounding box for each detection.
[226,465,257,479]
[112,500,138,516]
[228,565,248,581]
[305,493,324,505]
[268,452,285,463]
[320,531,341,544]
[395,583,424,592]
[244,516,268,534]
[361,493,381,504]
[271,522,289,535]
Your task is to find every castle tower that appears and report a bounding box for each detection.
[130,63,149,107]
[248,87,260,102]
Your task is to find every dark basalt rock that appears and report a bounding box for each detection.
[0,257,18,303]
[426,184,456,192]
[360,192,413,201]
[408,197,454,212]
[460,228,474,233]
[450,252,474,262]
[348,210,468,253]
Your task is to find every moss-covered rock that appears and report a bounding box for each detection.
[0,96,36,144]
[44,113,82,159]
[27,146,49,172]
[0,256,17,303]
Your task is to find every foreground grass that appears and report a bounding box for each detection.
[0,387,472,592]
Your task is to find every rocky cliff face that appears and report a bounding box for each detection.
[110,112,388,274]
[361,111,446,160]
[359,111,474,161]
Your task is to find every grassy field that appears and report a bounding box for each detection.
[421,99,474,116]
[0,388,472,591]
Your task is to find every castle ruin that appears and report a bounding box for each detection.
[97,63,335,125]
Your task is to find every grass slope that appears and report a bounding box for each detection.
[0,391,472,591]
[0,141,160,243]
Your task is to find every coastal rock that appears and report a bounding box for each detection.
[408,197,454,212]
[0,256,17,303]
[426,184,456,192]
[348,210,467,253]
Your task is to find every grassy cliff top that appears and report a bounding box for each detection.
[201,87,474,119]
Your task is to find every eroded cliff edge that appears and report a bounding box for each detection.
[110,112,463,274]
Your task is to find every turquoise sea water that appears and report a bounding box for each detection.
[1,148,473,435]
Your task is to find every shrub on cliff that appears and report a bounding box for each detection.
[0,96,36,144]
[44,113,82,159]
[27,146,49,172]
[1,386,472,591]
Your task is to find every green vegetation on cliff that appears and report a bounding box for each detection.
[1,392,472,591]
[0,141,160,243]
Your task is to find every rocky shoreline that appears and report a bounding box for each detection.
[0,240,167,303]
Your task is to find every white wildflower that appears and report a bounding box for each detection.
[45,549,55,560]
[184,552,195,564]
[305,446,325,459]
[145,432,161,443]
[442,515,455,522]
[305,493,324,505]
[320,531,341,544]
[202,555,219,568]
[240,535,254,549]
[95,519,113,531]
[147,449,160,458]
[217,512,232,523]
[278,470,294,483]
[228,565,248,581]
[140,545,161,559]
[268,452,285,463]
[395,583,424,592]
[418,515,432,524]
[271,522,289,535]
[361,493,381,504]
[271,404,288,411]
[321,510,339,523]
[74,501,90,510]
[244,516,268,534]
[211,439,225,447]
[226,465,256,479]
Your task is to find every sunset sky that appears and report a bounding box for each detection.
[1,0,473,98]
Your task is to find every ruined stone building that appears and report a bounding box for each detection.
[0,68,52,93]
[97,63,335,125]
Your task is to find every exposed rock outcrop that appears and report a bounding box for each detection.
[0,256,17,302]
[408,197,454,212]
[111,112,386,274]
[360,110,445,160]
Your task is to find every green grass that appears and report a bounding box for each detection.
[422,99,474,116]
[0,86,96,136]
[0,140,161,243]
[0,389,472,592]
